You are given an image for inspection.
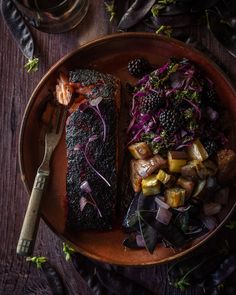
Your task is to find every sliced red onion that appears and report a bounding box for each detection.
[200,215,217,230]
[215,188,229,205]
[80,180,92,194]
[136,234,146,248]
[79,196,88,211]
[74,143,84,151]
[192,180,206,198]
[80,181,102,217]
[90,96,103,107]
[156,207,172,225]
[155,197,170,209]
[181,129,188,137]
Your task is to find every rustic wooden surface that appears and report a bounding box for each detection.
[1,1,236,294]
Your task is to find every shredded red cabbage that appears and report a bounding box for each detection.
[128,58,227,156]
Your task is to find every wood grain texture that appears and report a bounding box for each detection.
[0,1,236,294]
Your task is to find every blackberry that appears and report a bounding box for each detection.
[140,92,165,113]
[203,139,217,156]
[159,109,182,133]
[127,58,152,78]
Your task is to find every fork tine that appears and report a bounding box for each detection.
[51,104,67,135]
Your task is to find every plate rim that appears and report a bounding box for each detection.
[19,32,236,266]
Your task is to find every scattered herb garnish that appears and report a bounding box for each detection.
[225,220,236,230]
[26,256,47,268]
[104,1,116,22]
[156,25,173,37]
[112,0,236,58]
[151,0,176,17]
[63,242,75,261]
[24,57,39,73]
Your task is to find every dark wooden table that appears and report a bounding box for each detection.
[1,1,236,294]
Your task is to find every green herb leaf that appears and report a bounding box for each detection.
[63,243,75,261]
[24,57,39,73]
[225,220,236,230]
[174,278,190,291]
[151,0,176,16]
[184,108,194,120]
[26,256,47,268]
[156,25,173,37]
[104,1,116,22]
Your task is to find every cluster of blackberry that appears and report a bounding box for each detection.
[127,58,152,78]
[140,92,165,113]
[159,109,182,133]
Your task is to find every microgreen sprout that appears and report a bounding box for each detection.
[156,25,173,37]
[26,256,47,268]
[104,1,116,22]
[24,57,39,73]
[63,243,75,261]
[225,220,236,230]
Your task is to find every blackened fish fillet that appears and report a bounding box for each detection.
[65,69,119,231]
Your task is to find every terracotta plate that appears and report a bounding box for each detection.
[19,33,236,266]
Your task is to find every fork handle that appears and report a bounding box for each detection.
[17,171,49,256]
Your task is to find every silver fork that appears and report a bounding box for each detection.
[16,105,67,256]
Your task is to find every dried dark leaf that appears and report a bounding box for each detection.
[1,0,34,59]
[209,12,236,58]
[190,0,220,12]
[138,212,158,254]
[147,14,198,29]
[118,0,156,30]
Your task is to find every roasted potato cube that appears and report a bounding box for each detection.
[135,155,167,179]
[142,175,161,196]
[187,139,208,161]
[156,169,171,184]
[165,187,186,208]
[168,151,187,173]
[168,151,188,160]
[128,142,152,159]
